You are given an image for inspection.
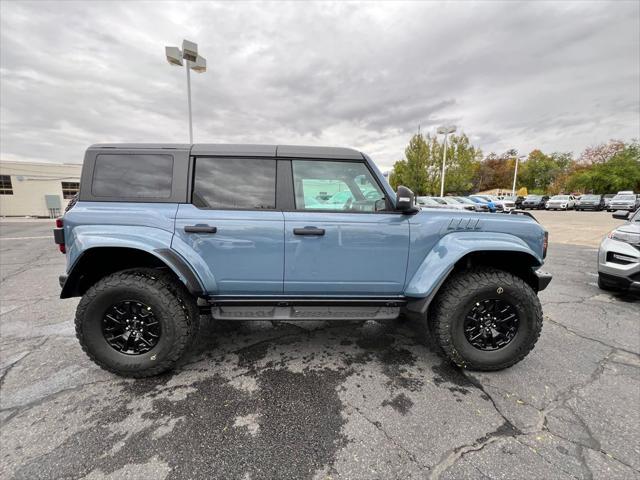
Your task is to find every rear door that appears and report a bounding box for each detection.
[283,159,410,295]
[173,156,284,295]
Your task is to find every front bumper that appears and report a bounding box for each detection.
[609,204,636,211]
[534,270,553,291]
[598,237,640,291]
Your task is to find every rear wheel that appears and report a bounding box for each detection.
[75,270,199,377]
[428,268,543,371]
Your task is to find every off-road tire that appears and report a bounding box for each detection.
[75,269,199,377]
[429,267,543,371]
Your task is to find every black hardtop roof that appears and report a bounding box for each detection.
[88,143,364,160]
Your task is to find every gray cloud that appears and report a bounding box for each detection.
[1,0,638,170]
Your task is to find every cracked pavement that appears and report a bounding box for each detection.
[1,217,639,479]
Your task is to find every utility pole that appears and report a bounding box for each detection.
[165,40,207,143]
[437,125,457,196]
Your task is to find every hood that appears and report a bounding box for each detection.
[617,223,640,235]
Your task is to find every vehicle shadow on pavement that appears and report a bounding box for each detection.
[8,317,486,480]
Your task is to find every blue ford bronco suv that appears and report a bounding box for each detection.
[54,144,551,377]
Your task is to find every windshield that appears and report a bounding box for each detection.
[632,210,640,222]
[471,195,491,202]
[551,195,570,200]
[525,195,542,200]
[614,195,636,201]
[455,197,476,204]
[581,195,600,200]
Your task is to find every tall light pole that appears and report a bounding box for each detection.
[512,155,525,197]
[437,125,456,197]
[165,40,207,143]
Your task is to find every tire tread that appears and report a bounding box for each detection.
[75,269,199,378]
[430,267,543,371]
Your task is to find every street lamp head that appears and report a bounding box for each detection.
[165,46,183,66]
[190,55,207,73]
[437,125,457,135]
[182,39,198,62]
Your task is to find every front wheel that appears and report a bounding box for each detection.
[428,268,543,371]
[75,270,199,377]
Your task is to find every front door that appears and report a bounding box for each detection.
[283,159,410,295]
[172,157,284,295]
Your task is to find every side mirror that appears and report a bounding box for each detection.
[396,186,418,213]
[612,210,630,220]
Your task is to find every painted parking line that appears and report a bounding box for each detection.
[0,236,52,240]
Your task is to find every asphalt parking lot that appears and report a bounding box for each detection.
[1,212,638,480]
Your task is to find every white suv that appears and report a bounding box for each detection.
[545,195,576,210]
[598,209,640,292]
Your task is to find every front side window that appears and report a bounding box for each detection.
[193,157,276,209]
[92,154,173,198]
[61,181,80,199]
[292,160,385,212]
[0,175,13,195]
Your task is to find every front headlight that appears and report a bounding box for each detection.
[608,230,640,245]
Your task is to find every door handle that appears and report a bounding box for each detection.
[184,225,217,234]
[293,227,325,236]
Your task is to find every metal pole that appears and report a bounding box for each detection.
[511,156,519,197]
[440,133,448,197]
[186,61,193,143]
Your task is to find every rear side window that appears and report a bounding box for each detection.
[92,154,173,198]
[193,157,276,209]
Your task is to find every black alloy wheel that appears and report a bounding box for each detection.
[102,300,161,355]
[463,299,519,351]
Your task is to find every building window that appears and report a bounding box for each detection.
[0,175,13,195]
[61,181,80,199]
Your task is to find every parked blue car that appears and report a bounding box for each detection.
[54,144,551,377]
[469,195,498,212]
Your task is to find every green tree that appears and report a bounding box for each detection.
[442,134,482,194]
[566,141,640,192]
[518,150,574,193]
[389,133,434,194]
[389,132,481,195]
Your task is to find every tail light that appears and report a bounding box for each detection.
[53,217,66,254]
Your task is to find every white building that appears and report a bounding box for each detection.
[0,161,82,217]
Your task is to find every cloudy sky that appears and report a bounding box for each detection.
[1,0,639,170]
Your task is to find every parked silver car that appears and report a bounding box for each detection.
[597,209,640,292]
[432,197,476,211]
[453,196,489,212]
[416,196,451,209]
[607,193,640,212]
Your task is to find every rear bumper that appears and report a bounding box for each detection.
[534,270,553,291]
